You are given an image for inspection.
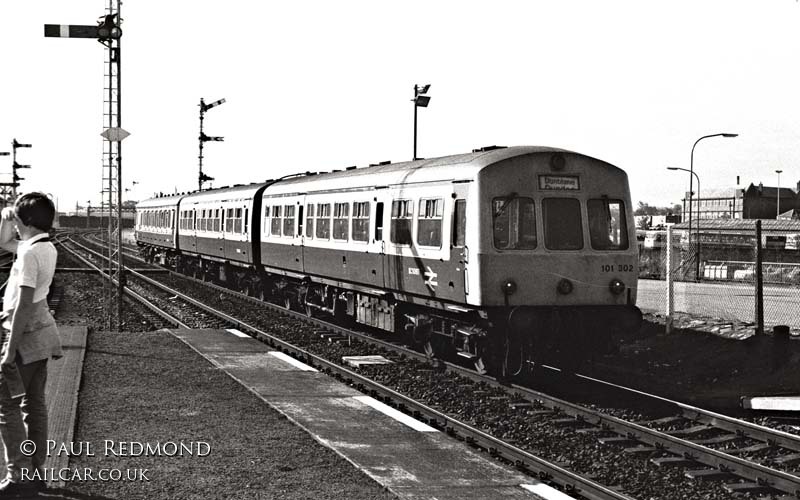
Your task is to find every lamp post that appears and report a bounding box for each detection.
[688,133,737,278]
[668,166,701,279]
[776,169,783,219]
[412,84,431,160]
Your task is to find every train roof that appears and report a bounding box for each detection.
[136,193,185,209]
[180,182,267,204]
[262,146,619,195]
[136,146,622,207]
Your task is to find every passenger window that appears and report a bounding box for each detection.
[352,202,370,242]
[493,197,536,250]
[542,198,583,250]
[283,205,295,237]
[316,203,331,239]
[417,198,443,247]
[391,200,412,245]
[588,199,628,250]
[333,203,349,240]
[305,204,314,238]
[271,205,282,236]
[263,206,270,236]
[453,200,466,247]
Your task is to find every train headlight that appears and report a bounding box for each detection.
[609,278,625,295]
[556,278,573,295]
[501,279,517,295]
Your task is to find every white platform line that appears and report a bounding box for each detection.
[268,351,319,372]
[225,328,250,338]
[354,395,438,432]
[521,483,577,499]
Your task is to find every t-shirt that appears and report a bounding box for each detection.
[2,233,57,314]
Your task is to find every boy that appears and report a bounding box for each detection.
[0,193,62,497]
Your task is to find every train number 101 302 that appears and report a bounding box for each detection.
[601,264,634,273]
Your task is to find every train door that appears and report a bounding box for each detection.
[374,200,385,287]
[451,182,470,302]
[297,200,305,271]
[384,194,411,292]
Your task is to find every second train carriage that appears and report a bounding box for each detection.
[136,146,643,374]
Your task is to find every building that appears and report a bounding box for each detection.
[740,182,799,219]
[682,181,800,221]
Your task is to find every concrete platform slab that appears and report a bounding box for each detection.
[169,328,574,499]
[0,326,87,488]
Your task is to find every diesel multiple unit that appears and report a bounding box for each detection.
[136,146,642,375]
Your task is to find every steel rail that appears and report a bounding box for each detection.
[71,237,632,500]
[61,238,190,329]
[72,233,800,496]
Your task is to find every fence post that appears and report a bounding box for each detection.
[755,219,764,336]
[665,224,674,334]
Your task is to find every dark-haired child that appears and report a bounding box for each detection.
[0,192,62,496]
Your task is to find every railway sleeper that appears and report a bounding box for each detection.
[684,468,737,481]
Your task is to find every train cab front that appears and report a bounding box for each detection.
[472,150,644,373]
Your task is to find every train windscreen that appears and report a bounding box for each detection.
[542,198,583,250]
[492,197,537,250]
[588,199,629,250]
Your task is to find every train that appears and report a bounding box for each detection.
[135,146,642,375]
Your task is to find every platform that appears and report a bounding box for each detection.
[0,326,87,488]
[170,328,576,500]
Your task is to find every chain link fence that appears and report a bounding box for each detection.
[636,223,800,335]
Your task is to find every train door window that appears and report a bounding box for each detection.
[271,205,282,236]
[235,208,243,233]
[316,203,330,239]
[200,209,206,231]
[417,198,443,247]
[219,209,224,233]
[453,199,466,247]
[283,205,295,237]
[297,205,304,237]
[215,209,220,232]
[542,198,583,250]
[391,200,413,245]
[333,202,349,240]
[492,197,536,249]
[305,204,314,238]
[375,202,384,241]
[244,207,249,234]
[263,206,270,236]
[352,202,370,242]
[225,208,234,233]
[588,199,628,250]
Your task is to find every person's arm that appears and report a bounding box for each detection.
[0,286,34,367]
[0,207,18,253]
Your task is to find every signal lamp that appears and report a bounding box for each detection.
[97,14,122,41]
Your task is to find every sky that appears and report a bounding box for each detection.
[1,1,799,214]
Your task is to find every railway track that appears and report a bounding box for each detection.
[65,234,800,499]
